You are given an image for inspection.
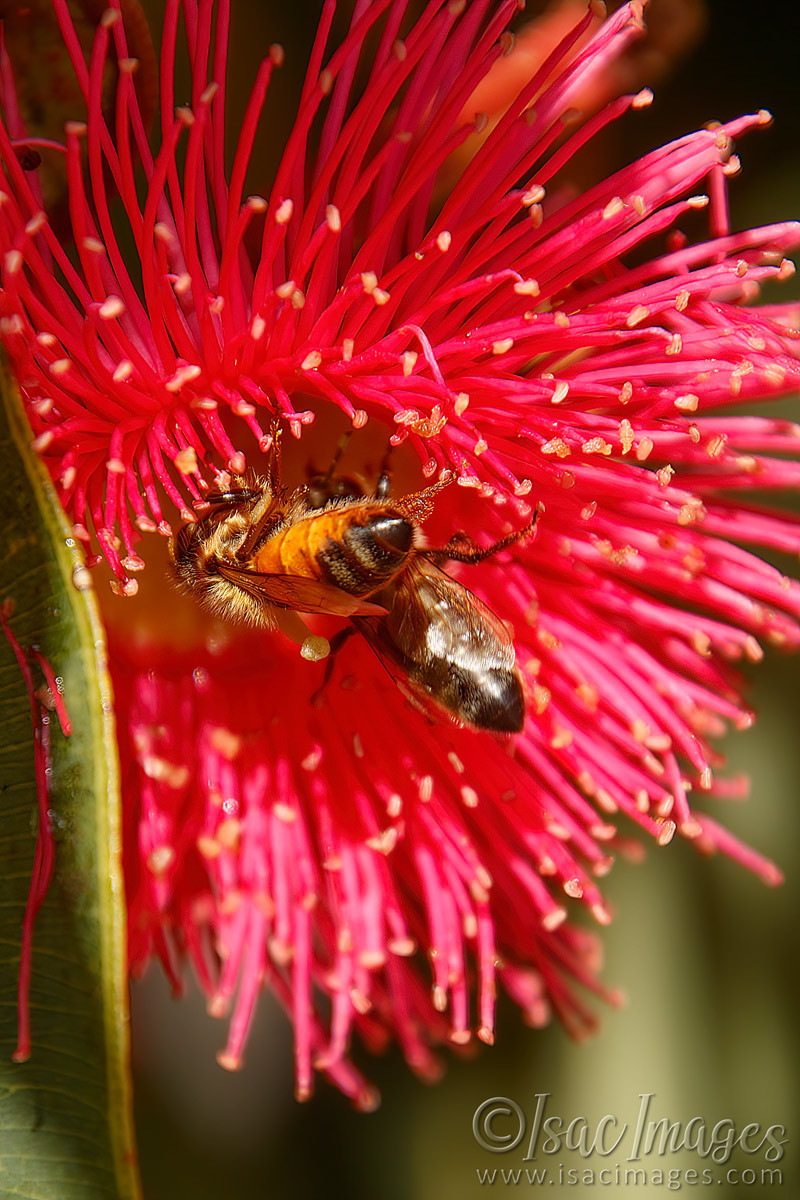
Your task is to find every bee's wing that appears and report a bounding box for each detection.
[356,559,523,731]
[217,562,387,616]
[381,558,516,669]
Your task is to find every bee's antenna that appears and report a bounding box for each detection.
[322,431,353,484]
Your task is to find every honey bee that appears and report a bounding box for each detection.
[170,435,536,732]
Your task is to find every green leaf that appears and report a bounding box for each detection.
[0,366,140,1199]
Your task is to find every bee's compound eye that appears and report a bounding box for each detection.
[306,481,330,509]
[333,476,364,499]
[306,474,365,509]
[368,515,414,554]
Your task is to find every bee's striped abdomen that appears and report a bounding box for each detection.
[317,510,413,595]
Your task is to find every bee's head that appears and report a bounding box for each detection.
[169,482,263,581]
[305,472,366,510]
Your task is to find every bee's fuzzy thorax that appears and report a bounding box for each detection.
[169,505,280,629]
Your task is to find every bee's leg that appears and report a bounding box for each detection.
[395,469,455,521]
[374,442,394,499]
[428,505,541,565]
[234,426,285,560]
[265,422,283,492]
[321,430,353,486]
[426,530,482,564]
[235,501,285,560]
[307,431,366,509]
[310,625,358,706]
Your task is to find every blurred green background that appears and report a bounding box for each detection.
[128,1,799,1196]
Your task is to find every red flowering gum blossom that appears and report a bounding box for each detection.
[1,0,799,1104]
